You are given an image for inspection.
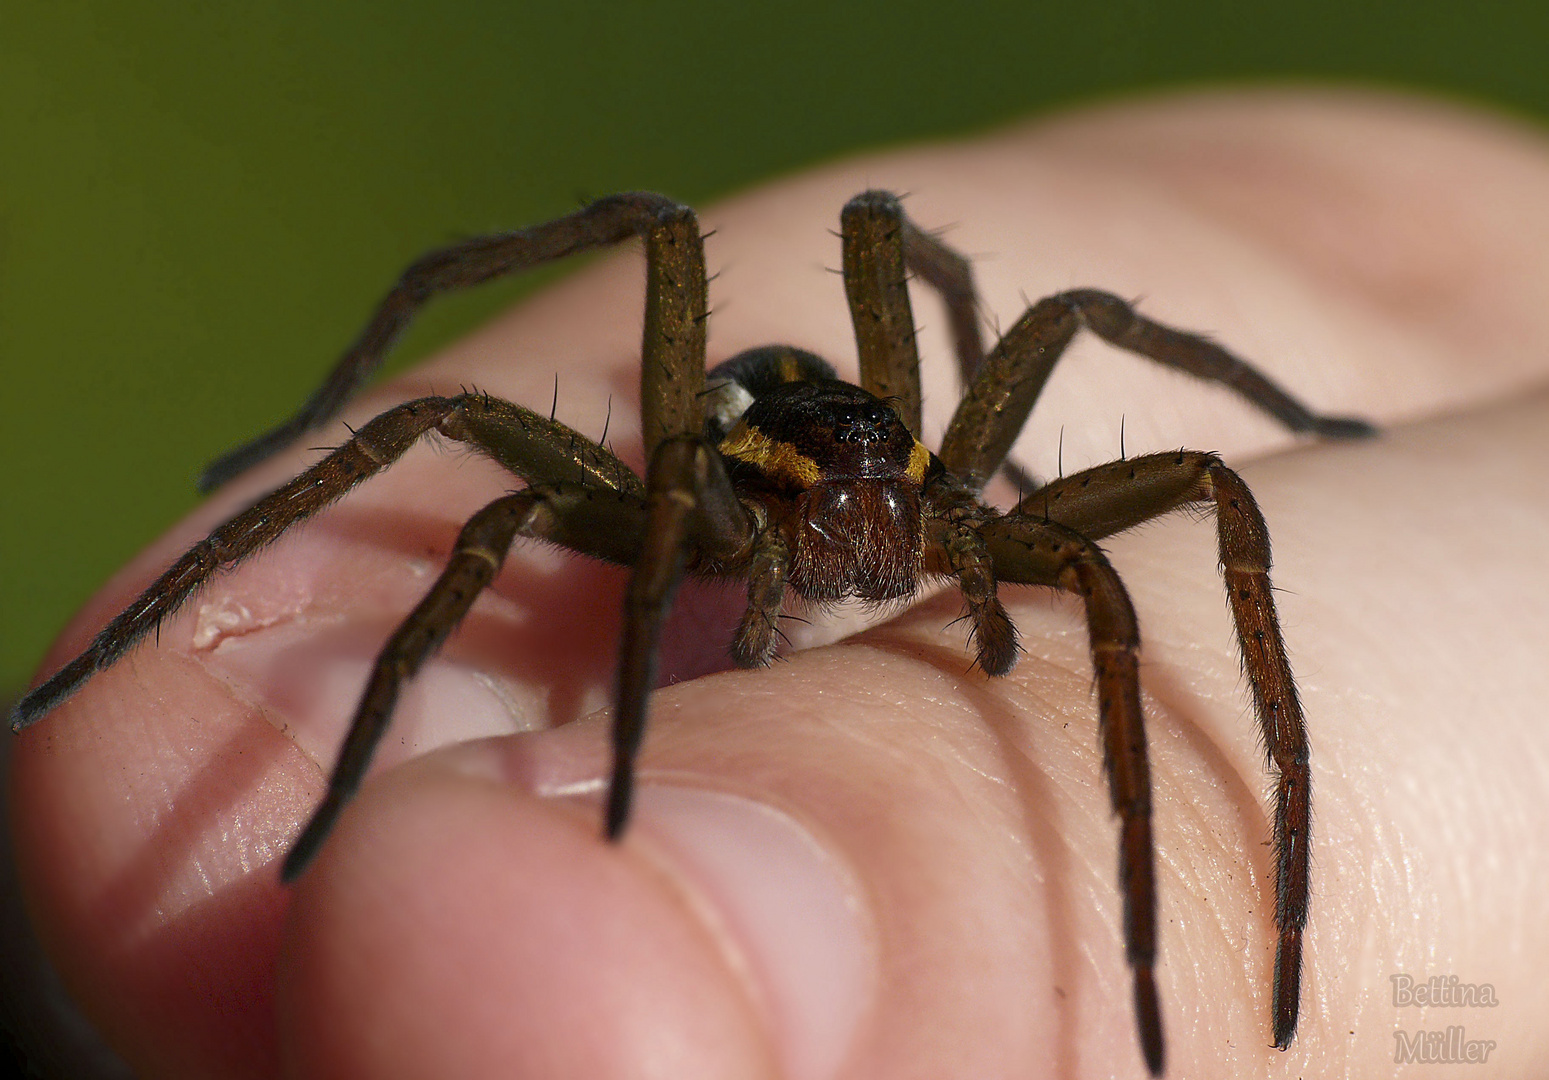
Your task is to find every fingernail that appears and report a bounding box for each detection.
[629,785,875,1080]
[203,621,539,772]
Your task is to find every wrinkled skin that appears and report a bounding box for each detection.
[12,88,1549,1078]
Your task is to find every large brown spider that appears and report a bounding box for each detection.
[12,190,1373,1074]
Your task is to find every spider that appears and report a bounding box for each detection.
[12,190,1374,1075]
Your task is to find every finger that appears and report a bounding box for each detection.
[989,388,1549,1076]
[277,388,1549,1078]
[12,86,1549,1078]
[279,93,1549,1079]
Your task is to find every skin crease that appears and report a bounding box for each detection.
[11,87,1549,1078]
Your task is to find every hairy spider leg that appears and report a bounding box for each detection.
[842,191,926,435]
[846,189,1015,432]
[929,515,1018,676]
[635,205,709,457]
[1014,450,1311,1052]
[200,192,720,859]
[900,216,987,389]
[897,211,1046,496]
[9,394,642,730]
[198,193,708,492]
[196,190,726,850]
[283,478,654,881]
[920,279,1373,1068]
[977,515,1160,1074]
[939,288,1376,490]
[608,436,755,837]
[729,527,791,668]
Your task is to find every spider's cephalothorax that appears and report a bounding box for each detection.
[712,351,939,611]
[11,190,1375,1075]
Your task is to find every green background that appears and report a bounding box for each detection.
[5,0,1549,695]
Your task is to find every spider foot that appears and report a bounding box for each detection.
[1135,966,1165,1076]
[1309,414,1379,440]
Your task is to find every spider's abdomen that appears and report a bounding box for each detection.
[718,379,936,602]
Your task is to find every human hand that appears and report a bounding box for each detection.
[12,88,1549,1077]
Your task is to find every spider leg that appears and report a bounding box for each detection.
[14,398,456,728]
[903,216,1042,493]
[928,516,1017,676]
[976,515,1163,1076]
[282,483,649,880]
[729,528,790,668]
[939,289,1376,490]
[10,393,641,730]
[594,191,739,837]
[1006,450,1311,1053]
[200,192,706,491]
[846,192,1047,487]
[637,203,709,459]
[607,436,755,838]
[848,192,992,396]
[842,191,924,435]
[901,217,987,388]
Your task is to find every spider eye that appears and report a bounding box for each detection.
[831,399,895,444]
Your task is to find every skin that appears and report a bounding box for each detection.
[11,88,1549,1079]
